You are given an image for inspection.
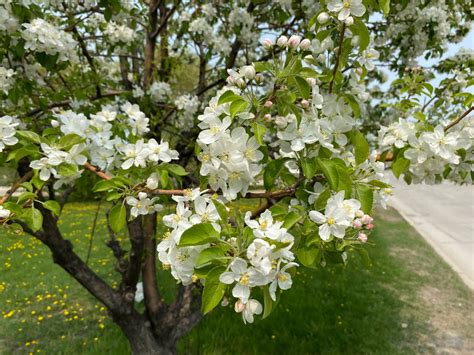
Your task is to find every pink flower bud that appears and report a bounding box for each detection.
[288,35,302,48]
[301,99,309,109]
[356,67,364,76]
[299,38,311,50]
[262,38,274,50]
[366,223,374,230]
[361,214,373,224]
[358,232,368,243]
[264,100,273,108]
[353,219,363,229]
[277,35,288,47]
[317,12,330,24]
[234,300,245,313]
[264,114,272,121]
[306,78,316,86]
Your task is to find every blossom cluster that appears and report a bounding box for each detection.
[104,22,136,45]
[21,18,78,62]
[309,191,373,242]
[379,117,473,184]
[0,67,15,94]
[0,115,18,153]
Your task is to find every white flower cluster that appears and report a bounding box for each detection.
[0,66,15,94]
[0,5,18,33]
[197,122,263,200]
[126,192,163,219]
[0,115,18,153]
[21,18,78,62]
[379,117,474,184]
[30,143,87,181]
[174,94,199,131]
[149,81,172,103]
[309,191,373,241]
[157,189,221,285]
[52,103,177,174]
[104,22,136,44]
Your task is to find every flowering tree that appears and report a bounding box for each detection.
[0,0,473,353]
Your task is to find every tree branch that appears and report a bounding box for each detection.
[328,22,346,94]
[0,170,34,205]
[444,106,473,131]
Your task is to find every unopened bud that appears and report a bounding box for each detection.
[353,219,363,229]
[262,38,274,50]
[301,99,309,109]
[255,73,263,84]
[358,232,368,243]
[288,35,302,48]
[344,16,354,26]
[366,223,374,230]
[51,120,59,128]
[306,77,316,86]
[361,214,373,224]
[264,113,272,121]
[234,300,245,313]
[241,65,256,80]
[299,38,311,50]
[356,67,364,76]
[317,12,330,24]
[264,100,273,108]
[277,35,288,47]
[221,297,229,307]
[355,210,364,218]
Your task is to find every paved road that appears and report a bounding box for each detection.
[388,176,474,290]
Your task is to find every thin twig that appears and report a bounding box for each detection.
[328,22,346,94]
[444,106,473,131]
[0,171,34,205]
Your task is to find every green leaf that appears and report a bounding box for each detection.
[354,184,373,213]
[201,266,226,314]
[179,223,221,247]
[218,90,241,105]
[357,248,371,268]
[379,0,390,15]
[262,286,274,319]
[264,158,288,190]
[24,206,43,232]
[294,75,311,99]
[368,180,391,188]
[16,192,37,205]
[57,134,85,150]
[301,157,318,179]
[229,99,248,119]
[109,203,126,233]
[7,144,39,162]
[164,163,188,176]
[315,188,331,210]
[195,246,228,268]
[350,130,370,165]
[58,163,78,177]
[252,123,266,146]
[351,18,370,52]
[317,159,352,198]
[392,157,410,178]
[93,178,127,192]
[295,246,321,268]
[212,200,229,223]
[282,211,303,230]
[15,131,42,144]
[43,200,61,217]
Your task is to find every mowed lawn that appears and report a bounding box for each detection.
[0,202,473,354]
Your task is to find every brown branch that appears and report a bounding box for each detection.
[83,162,111,180]
[0,170,34,205]
[328,22,346,94]
[150,4,177,39]
[444,106,473,131]
[143,0,160,89]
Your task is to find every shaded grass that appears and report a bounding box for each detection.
[0,203,472,354]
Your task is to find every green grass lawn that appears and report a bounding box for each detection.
[0,203,473,354]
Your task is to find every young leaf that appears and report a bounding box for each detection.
[43,200,61,217]
[58,163,78,177]
[294,75,311,99]
[218,90,241,105]
[252,122,267,146]
[178,223,221,246]
[282,211,303,230]
[230,99,248,119]
[354,184,373,213]
[264,158,287,190]
[109,203,126,233]
[201,266,227,314]
[262,286,274,319]
[195,246,228,269]
[295,246,321,268]
[24,206,43,232]
[350,130,369,165]
[301,156,318,179]
[392,157,410,178]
